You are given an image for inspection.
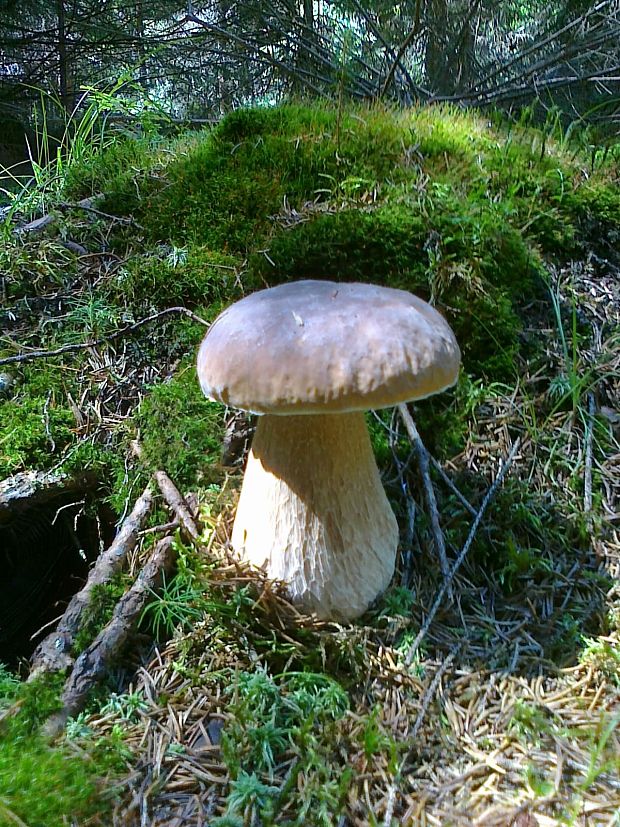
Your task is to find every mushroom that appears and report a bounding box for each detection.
[197,280,460,621]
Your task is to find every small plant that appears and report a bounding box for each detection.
[217,667,350,822]
[99,691,148,722]
[140,566,208,639]
[0,664,19,705]
[376,586,416,619]
[0,74,168,225]
[509,700,556,745]
[225,771,280,818]
[580,636,620,682]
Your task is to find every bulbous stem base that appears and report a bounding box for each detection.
[231,412,399,621]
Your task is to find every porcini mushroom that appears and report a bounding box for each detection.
[197,280,460,621]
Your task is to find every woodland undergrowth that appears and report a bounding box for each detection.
[0,101,619,825]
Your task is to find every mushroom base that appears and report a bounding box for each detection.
[231,412,399,621]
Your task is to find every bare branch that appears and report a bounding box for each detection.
[29,485,154,679]
[0,306,210,367]
[405,438,521,665]
[398,403,451,591]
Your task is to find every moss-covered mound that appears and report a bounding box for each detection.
[3,100,620,486]
[67,102,620,384]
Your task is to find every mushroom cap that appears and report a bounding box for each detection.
[197,280,460,415]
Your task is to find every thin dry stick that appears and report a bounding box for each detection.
[398,403,451,588]
[429,455,477,517]
[405,438,521,666]
[13,195,101,235]
[131,440,201,542]
[382,642,463,827]
[584,392,595,514]
[57,199,142,227]
[0,306,209,367]
[29,484,154,678]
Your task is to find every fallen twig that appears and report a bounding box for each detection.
[405,438,521,665]
[29,485,154,678]
[584,392,596,515]
[57,199,143,228]
[13,196,102,235]
[429,455,477,517]
[0,306,209,367]
[43,536,176,738]
[131,441,201,542]
[398,403,451,589]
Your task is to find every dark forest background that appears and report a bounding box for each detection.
[1,0,620,170]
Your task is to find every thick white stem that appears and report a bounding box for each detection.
[231,412,398,620]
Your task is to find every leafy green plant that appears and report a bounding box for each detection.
[99,691,149,722]
[547,280,585,415]
[0,664,19,705]
[579,714,620,790]
[580,637,620,682]
[0,74,168,225]
[140,568,209,639]
[376,586,416,619]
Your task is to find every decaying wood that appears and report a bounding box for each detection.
[0,469,97,521]
[28,484,154,678]
[44,536,176,738]
[131,440,201,542]
[398,403,451,587]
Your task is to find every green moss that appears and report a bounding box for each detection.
[138,104,407,250]
[73,577,128,655]
[219,668,350,823]
[247,203,526,380]
[0,674,121,826]
[63,136,164,215]
[572,182,620,224]
[0,392,75,476]
[0,238,78,301]
[116,246,240,308]
[135,362,225,490]
[248,206,427,289]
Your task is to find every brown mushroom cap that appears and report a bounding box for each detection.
[197,280,460,415]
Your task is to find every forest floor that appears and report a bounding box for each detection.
[0,102,619,826]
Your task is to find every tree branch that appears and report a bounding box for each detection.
[405,438,521,665]
[0,306,210,367]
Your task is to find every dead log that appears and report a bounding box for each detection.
[0,469,98,522]
[29,484,154,678]
[44,535,176,738]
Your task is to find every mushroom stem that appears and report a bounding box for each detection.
[231,412,398,620]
